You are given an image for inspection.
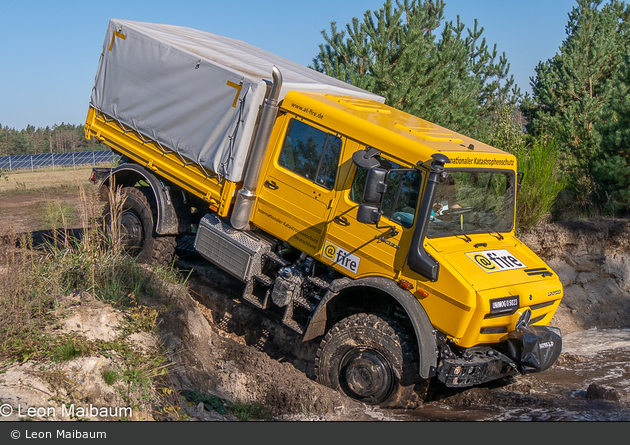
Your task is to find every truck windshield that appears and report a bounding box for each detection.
[427,169,515,238]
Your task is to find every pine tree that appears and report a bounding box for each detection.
[602,53,630,152]
[523,0,630,213]
[0,123,102,157]
[311,0,519,140]
[592,51,630,215]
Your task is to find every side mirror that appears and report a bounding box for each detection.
[363,168,388,203]
[357,204,381,225]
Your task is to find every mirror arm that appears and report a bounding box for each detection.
[376,221,399,237]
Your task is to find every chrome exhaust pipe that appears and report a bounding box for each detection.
[231,66,283,230]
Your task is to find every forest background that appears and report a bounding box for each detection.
[2,0,628,230]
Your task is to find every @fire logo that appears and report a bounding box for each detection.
[473,254,496,270]
[324,243,337,259]
[466,249,526,273]
[322,241,360,274]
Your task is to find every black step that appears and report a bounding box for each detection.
[263,252,289,267]
[293,294,317,311]
[305,275,329,292]
[282,318,304,335]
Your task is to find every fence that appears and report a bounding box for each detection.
[0,150,120,172]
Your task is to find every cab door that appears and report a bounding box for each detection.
[253,116,344,256]
[324,150,423,278]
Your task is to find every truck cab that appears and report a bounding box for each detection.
[237,90,563,396]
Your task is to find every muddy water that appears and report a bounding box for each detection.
[553,328,630,394]
[390,328,630,421]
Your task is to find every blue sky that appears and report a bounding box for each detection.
[1,0,578,130]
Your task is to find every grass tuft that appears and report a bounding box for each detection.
[51,338,89,362]
[102,369,121,386]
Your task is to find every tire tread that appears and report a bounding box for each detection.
[315,312,426,408]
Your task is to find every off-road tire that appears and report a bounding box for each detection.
[103,186,177,268]
[315,313,427,408]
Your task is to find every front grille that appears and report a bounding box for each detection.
[530,300,555,311]
[529,314,547,324]
[484,310,516,319]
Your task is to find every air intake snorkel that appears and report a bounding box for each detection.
[407,153,450,281]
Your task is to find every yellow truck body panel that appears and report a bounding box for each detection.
[244,91,562,348]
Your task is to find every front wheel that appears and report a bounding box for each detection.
[103,186,177,268]
[315,313,427,408]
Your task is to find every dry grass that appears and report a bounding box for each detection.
[0,177,193,421]
[0,167,102,234]
[0,165,94,194]
[0,180,186,356]
[0,181,116,350]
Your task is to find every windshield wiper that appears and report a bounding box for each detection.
[469,221,505,240]
[430,222,472,242]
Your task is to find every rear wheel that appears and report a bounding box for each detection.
[315,313,427,408]
[103,186,176,267]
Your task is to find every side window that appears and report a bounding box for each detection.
[350,155,421,228]
[278,119,342,189]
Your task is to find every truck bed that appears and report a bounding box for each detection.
[85,107,237,216]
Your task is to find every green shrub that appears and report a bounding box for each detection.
[183,389,232,415]
[515,139,566,232]
[51,338,89,362]
[231,402,272,421]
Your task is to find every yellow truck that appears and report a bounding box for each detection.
[86,19,563,407]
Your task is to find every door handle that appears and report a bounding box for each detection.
[334,216,350,226]
[264,180,279,190]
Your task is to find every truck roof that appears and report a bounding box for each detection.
[284,91,514,169]
[90,19,512,183]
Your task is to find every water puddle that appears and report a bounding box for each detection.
[546,328,630,396]
[562,327,630,356]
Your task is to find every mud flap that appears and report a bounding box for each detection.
[507,325,562,374]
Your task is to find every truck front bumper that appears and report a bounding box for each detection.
[437,325,563,388]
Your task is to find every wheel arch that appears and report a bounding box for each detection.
[304,276,438,379]
[98,164,184,235]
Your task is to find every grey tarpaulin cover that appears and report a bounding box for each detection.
[90,19,384,182]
